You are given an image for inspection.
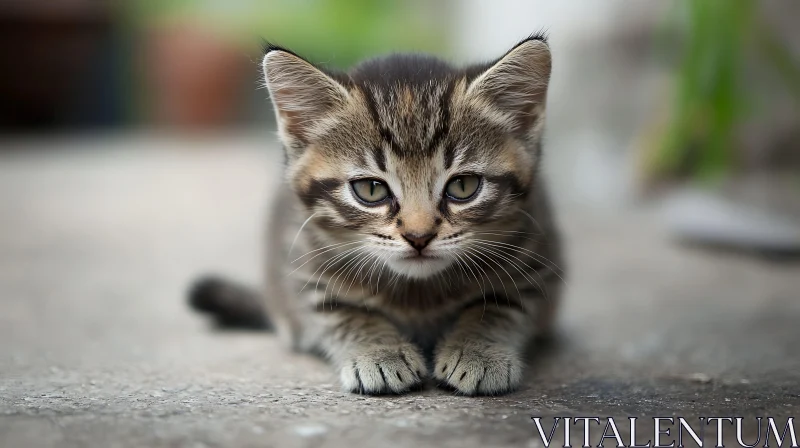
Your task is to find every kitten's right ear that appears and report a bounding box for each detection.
[262,47,349,151]
[464,36,551,136]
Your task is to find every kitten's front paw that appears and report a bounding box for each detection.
[434,342,523,396]
[339,343,426,395]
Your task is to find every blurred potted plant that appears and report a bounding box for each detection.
[639,0,800,188]
[637,0,800,255]
[128,0,449,131]
[143,21,248,131]
[127,1,249,131]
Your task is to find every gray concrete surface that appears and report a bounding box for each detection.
[1,136,799,448]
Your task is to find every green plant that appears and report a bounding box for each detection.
[647,0,800,183]
[130,0,450,68]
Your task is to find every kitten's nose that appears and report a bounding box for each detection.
[402,233,436,252]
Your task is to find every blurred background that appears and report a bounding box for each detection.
[1,2,800,445]
[2,0,799,247]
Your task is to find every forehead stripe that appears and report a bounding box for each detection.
[360,85,402,160]
[372,146,387,172]
[429,80,454,154]
[360,86,394,143]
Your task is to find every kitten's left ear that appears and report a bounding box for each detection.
[466,36,552,135]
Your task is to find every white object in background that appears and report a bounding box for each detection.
[661,189,800,254]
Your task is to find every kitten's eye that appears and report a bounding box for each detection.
[351,179,390,204]
[445,175,481,201]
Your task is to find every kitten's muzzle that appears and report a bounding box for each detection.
[401,232,436,253]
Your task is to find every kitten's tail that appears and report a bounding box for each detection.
[187,276,271,330]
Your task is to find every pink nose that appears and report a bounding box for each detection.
[402,233,435,251]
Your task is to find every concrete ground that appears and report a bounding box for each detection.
[1,136,799,448]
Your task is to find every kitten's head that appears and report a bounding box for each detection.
[263,36,551,279]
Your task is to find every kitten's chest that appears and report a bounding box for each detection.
[367,285,479,351]
[366,277,478,316]
[387,305,464,358]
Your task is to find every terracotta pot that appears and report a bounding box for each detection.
[144,23,248,131]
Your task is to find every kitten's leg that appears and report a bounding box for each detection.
[312,307,427,395]
[433,301,541,396]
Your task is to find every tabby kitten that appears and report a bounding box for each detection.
[190,34,564,396]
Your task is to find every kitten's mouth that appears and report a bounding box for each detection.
[401,253,439,261]
[389,253,451,278]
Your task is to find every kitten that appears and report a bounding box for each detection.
[190,34,565,396]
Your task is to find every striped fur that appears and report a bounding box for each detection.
[261,35,565,395]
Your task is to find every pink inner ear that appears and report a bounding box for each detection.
[273,86,312,145]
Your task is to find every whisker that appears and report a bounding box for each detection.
[472,246,538,309]
[291,239,361,263]
[432,269,447,299]
[358,253,383,307]
[289,240,362,274]
[517,209,545,235]
[288,212,317,256]
[387,268,402,290]
[327,247,369,303]
[478,249,520,309]
[309,247,362,312]
[461,251,494,292]
[472,231,542,244]
[364,252,383,294]
[470,238,566,279]
[470,241,546,304]
[441,262,455,290]
[442,250,466,285]
[464,246,511,309]
[451,250,485,309]
[321,248,363,308]
[305,245,363,295]
[374,256,391,293]
[335,252,365,299]
[342,250,377,298]
[473,229,539,235]
[472,240,551,282]
[463,247,502,310]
